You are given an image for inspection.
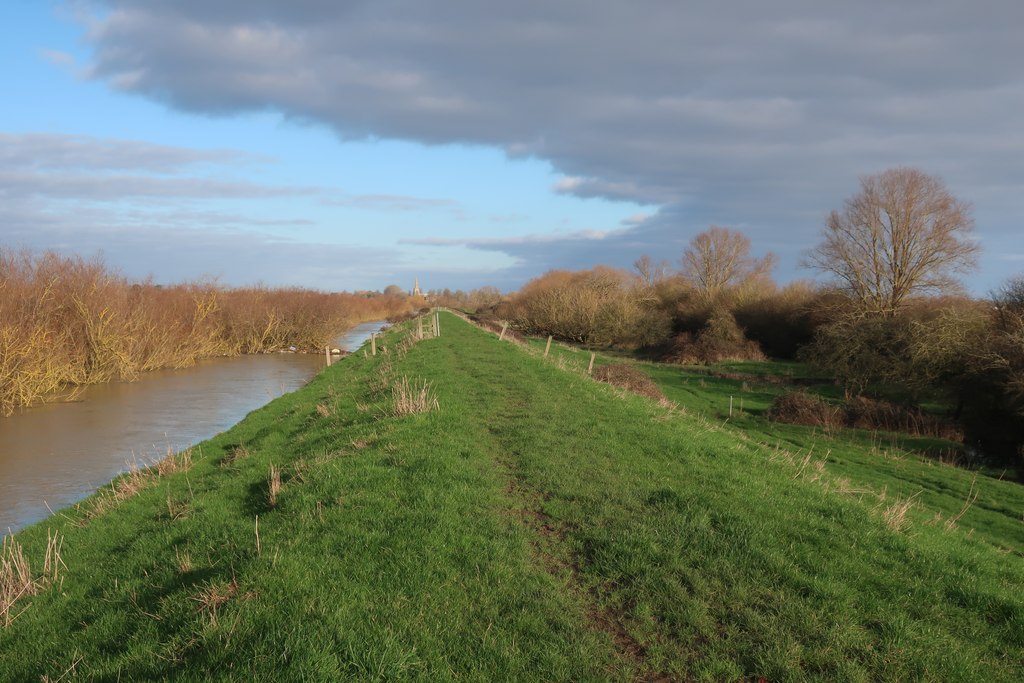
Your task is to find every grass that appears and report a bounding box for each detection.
[537,336,1024,554]
[1,312,1022,680]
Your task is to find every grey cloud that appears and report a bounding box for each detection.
[0,133,261,172]
[0,170,316,201]
[76,1,1024,290]
[0,133,316,203]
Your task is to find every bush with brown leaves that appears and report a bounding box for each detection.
[766,391,843,429]
[592,364,666,401]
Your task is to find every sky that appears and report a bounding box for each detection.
[2,1,1023,294]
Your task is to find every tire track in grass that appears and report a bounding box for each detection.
[436,315,673,679]
[484,389,670,682]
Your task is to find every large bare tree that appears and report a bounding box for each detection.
[681,226,775,302]
[807,167,979,316]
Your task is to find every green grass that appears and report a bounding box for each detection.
[539,338,1024,555]
[3,313,1023,681]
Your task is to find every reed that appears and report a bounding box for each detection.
[0,249,414,415]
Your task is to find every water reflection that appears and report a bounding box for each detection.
[0,321,386,534]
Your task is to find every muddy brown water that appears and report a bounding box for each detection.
[0,321,386,535]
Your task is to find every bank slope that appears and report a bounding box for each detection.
[1,312,1021,681]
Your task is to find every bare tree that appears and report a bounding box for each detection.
[806,167,979,316]
[681,226,775,302]
[633,255,671,287]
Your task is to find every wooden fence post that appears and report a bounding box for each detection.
[544,335,552,358]
[435,312,440,337]
[729,396,733,417]
[417,317,423,340]
[325,346,331,365]
[371,333,377,356]
[588,352,596,374]
[499,322,508,341]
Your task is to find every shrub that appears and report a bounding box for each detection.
[844,396,961,440]
[469,313,525,341]
[766,391,843,429]
[511,267,665,347]
[768,391,962,441]
[733,281,825,359]
[666,308,764,364]
[592,364,665,401]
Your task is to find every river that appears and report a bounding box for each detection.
[0,320,387,535]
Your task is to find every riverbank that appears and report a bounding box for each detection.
[0,321,388,535]
[2,312,1022,680]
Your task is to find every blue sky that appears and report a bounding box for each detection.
[3,1,1022,294]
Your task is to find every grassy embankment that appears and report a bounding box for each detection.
[2,312,1022,680]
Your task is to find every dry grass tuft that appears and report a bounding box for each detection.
[191,579,241,627]
[156,445,193,477]
[368,362,394,396]
[39,654,84,682]
[165,494,192,521]
[391,376,439,415]
[655,396,684,414]
[221,444,250,467]
[268,465,283,507]
[42,529,66,588]
[827,476,871,497]
[315,403,332,417]
[85,456,153,520]
[1,536,34,627]
[175,547,193,574]
[945,474,979,531]
[2,529,65,628]
[592,364,666,401]
[877,491,921,532]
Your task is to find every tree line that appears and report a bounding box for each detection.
[500,167,1023,469]
[0,250,413,415]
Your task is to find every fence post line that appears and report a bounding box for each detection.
[435,312,440,337]
[588,352,596,375]
[417,317,423,340]
[499,322,508,341]
[729,395,733,417]
[544,335,552,358]
[371,333,377,356]
[325,345,331,365]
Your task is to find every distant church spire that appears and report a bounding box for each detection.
[411,277,422,297]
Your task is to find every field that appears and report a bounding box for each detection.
[2,312,1022,681]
